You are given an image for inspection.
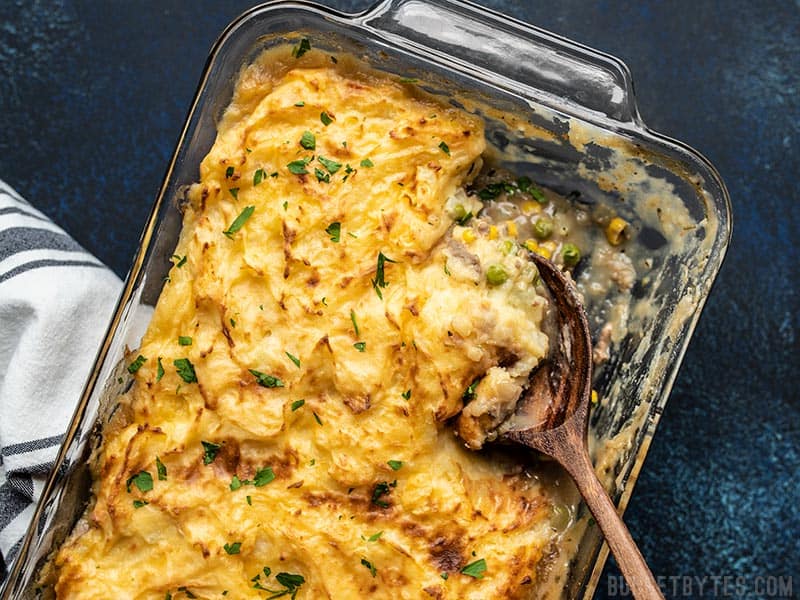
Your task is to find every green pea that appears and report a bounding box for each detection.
[533,217,553,239]
[562,243,581,267]
[486,264,508,286]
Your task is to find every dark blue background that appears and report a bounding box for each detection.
[1,1,797,597]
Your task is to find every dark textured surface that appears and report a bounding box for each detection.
[1,1,797,597]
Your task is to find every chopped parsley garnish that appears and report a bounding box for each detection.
[313,412,323,426]
[300,130,316,150]
[360,158,374,168]
[133,500,148,508]
[350,309,360,337]
[223,205,255,239]
[371,252,397,299]
[225,166,234,179]
[387,460,403,471]
[441,572,449,580]
[249,369,284,388]
[294,101,305,107]
[173,358,197,383]
[291,399,305,411]
[371,481,393,508]
[172,254,187,268]
[178,587,197,599]
[156,456,167,481]
[178,335,192,346]
[438,141,450,156]
[342,163,355,182]
[361,558,377,577]
[126,471,153,493]
[253,168,265,186]
[223,542,242,555]
[127,354,146,374]
[320,111,333,126]
[463,378,480,401]
[367,531,383,542]
[460,558,487,579]
[317,155,342,174]
[285,351,301,368]
[401,389,411,400]
[230,317,237,328]
[353,342,366,352]
[156,357,165,382]
[292,38,311,58]
[287,156,312,175]
[228,187,239,200]
[246,495,252,505]
[325,221,341,242]
[314,167,330,183]
[253,466,276,487]
[230,475,243,491]
[272,572,306,599]
[201,441,221,465]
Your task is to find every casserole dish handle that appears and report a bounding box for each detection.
[360,0,641,125]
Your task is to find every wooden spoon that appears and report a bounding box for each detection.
[499,253,664,599]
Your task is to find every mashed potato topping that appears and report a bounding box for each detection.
[52,47,567,599]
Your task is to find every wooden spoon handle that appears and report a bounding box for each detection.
[567,449,664,599]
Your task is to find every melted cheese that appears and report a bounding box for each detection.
[53,48,564,599]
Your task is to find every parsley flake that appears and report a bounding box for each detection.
[253,466,276,487]
[133,499,148,508]
[350,309,360,337]
[371,481,392,508]
[249,369,284,388]
[156,357,165,382]
[178,335,192,346]
[401,389,411,400]
[223,205,255,239]
[361,558,377,578]
[300,130,316,150]
[320,111,333,126]
[325,221,341,242]
[441,572,449,580]
[126,471,153,493]
[294,101,305,107]
[371,252,397,299]
[127,354,146,374]
[156,456,167,481]
[253,168,265,186]
[201,441,221,465]
[292,38,311,58]
[273,572,306,599]
[367,531,383,542]
[439,141,451,156]
[353,342,366,352]
[318,155,342,174]
[360,158,374,168]
[225,166,234,179]
[460,558,487,579]
[387,460,403,471]
[285,351,301,368]
[291,399,305,411]
[246,495,252,505]
[230,475,243,491]
[172,254,187,268]
[224,542,242,555]
[173,358,197,383]
[313,412,323,426]
[287,156,312,175]
[228,187,240,200]
[314,167,330,183]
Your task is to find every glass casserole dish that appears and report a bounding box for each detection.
[0,0,731,598]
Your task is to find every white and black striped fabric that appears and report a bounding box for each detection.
[0,180,120,582]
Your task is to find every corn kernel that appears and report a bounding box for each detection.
[506,221,518,237]
[462,228,476,243]
[591,389,599,404]
[521,201,541,215]
[605,217,629,246]
[541,240,558,254]
[534,246,552,259]
[523,239,538,252]
[488,225,498,240]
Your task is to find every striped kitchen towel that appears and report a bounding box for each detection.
[0,180,121,582]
